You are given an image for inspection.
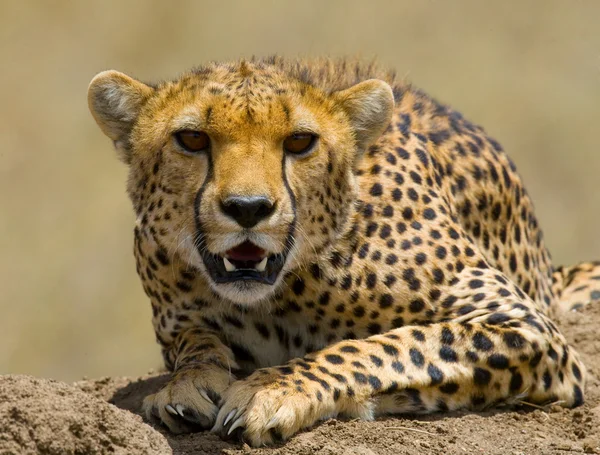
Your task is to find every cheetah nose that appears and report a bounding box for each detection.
[220,196,275,228]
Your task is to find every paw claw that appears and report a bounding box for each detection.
[228,416,245,436]
[165,404,178,416]
[175,404,186,417]
[223,409,237,427]
[198,389,214,405]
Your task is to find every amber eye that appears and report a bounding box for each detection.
[283,133,317,155]
[175,130,210,153]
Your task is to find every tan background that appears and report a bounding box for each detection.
[0,1,599,382]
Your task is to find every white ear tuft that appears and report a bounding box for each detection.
[87,70,153,163]
[335,79,395,152]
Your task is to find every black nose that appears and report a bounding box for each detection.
[220,196,276,228]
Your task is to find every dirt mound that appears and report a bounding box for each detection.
[2,304,600,455]
[0,375,170,455]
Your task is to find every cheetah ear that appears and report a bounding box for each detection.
[88,70,154,164]
[335,79,395,153]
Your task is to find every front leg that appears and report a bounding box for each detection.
[142,329,238,433]
[213,304,585,446]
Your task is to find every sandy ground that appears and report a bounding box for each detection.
[2,304,599,455]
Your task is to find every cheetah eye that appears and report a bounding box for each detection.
[174,130,210,153]
[283,133,317,155]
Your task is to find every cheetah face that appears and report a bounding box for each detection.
[88,62,394,305]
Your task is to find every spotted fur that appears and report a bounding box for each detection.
[88,57,600,446]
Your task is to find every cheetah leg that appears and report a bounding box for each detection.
[552,261,600,314]
[212,302,585,446]
[142,329,239,433]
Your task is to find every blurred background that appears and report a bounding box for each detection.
[1,1,599,382]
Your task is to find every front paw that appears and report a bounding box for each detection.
[142,365,235,433]
[212,367,336,446]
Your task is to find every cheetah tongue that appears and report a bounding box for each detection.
[225,241,268,271]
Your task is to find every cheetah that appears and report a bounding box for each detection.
[87,57,600,446]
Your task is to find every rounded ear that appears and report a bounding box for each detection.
[87,70,153,163]
[335,79,395,152]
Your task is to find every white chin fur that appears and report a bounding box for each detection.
[210,280,281,306]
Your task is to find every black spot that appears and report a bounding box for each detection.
[155,248,170,266]
[391,361,405,373]
[509,371,523,392]
[230,343,255,363]
[410,348,425,367]
[368,376,382,390]
[415,148,430,166]
[409,171,422,184]
[573,385,584,406]
[402,268,421,291]
[396,147,410,159]
[224,315,244,329]
[469,279,484,289]
[409,298,425,313]
[423,208,436,220]
[402,207,414,220]
[427,364,444,385]
[442,295,457,308]
[380,225,392,239]
[300,371,331,390]
[370,183,383,197]
[529,351,543,368]
[385,254,398,265]
[439,346,458,363]
[488,353,509,370]
[410,329,425,342]
[366,273,377,289]
[458,305,476,316]
[472,332,494,351]
[370,355,383,367]
[509,253,517,273]
[547,345,559,362]
[473,367,492,386]
[333,388,341,401]
[353,372,368,384]
[382,344,399,357]
[503,331,526,349]
[407,188,419,202]
[310,263,323,280]
[435,246,447,260]
[439,382,459,394]
[466,351,479,363]
[325,354,344,365]
[379,293,394,309]
[572,363,582,381]
[487,313,511,325]
[368,323,382,335]
[543,371,552,390]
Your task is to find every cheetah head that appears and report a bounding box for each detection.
[88,60,394,305]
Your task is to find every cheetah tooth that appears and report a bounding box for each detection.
[223,257,237,272]
[255,257,268,272]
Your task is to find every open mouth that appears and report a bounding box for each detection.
[201,240,286,285]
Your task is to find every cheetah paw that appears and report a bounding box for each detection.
[142,365,235,433]
[212,368,337,446]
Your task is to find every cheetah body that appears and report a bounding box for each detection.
[87,57,599,446]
